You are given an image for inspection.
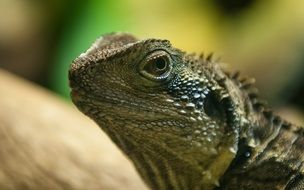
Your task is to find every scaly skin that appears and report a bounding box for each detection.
[69,33,304,190]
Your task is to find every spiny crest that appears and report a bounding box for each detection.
[227,71,292,129]
[184,52,219,72]
[199,52,220,63]
[227,71,264,111]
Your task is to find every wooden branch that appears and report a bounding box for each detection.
[0,69,147,190]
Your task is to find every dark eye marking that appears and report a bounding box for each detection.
[139,50,172,81]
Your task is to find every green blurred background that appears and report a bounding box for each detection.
[0,0,304,112]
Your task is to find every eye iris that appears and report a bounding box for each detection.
[144,56,169,76]
[139,50,172,81]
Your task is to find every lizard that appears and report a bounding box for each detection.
[68,33,304,190]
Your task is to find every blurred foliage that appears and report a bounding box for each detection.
[212,0,257,16]
[50,0,133,97]
[1,0,304,111]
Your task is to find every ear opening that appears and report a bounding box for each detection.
[204,91,227,124]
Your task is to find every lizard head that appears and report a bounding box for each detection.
[69,33,248,189]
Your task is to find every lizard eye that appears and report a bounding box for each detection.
[139,50,172,81]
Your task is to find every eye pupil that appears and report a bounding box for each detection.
[155,58,167,70]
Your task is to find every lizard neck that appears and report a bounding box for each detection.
[218,90,304,189]
[100,123,205,190]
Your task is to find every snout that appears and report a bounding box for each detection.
[68,70,77,90]
[68,60,88,105]
[68,56,89,89]
[68,63,79,90]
